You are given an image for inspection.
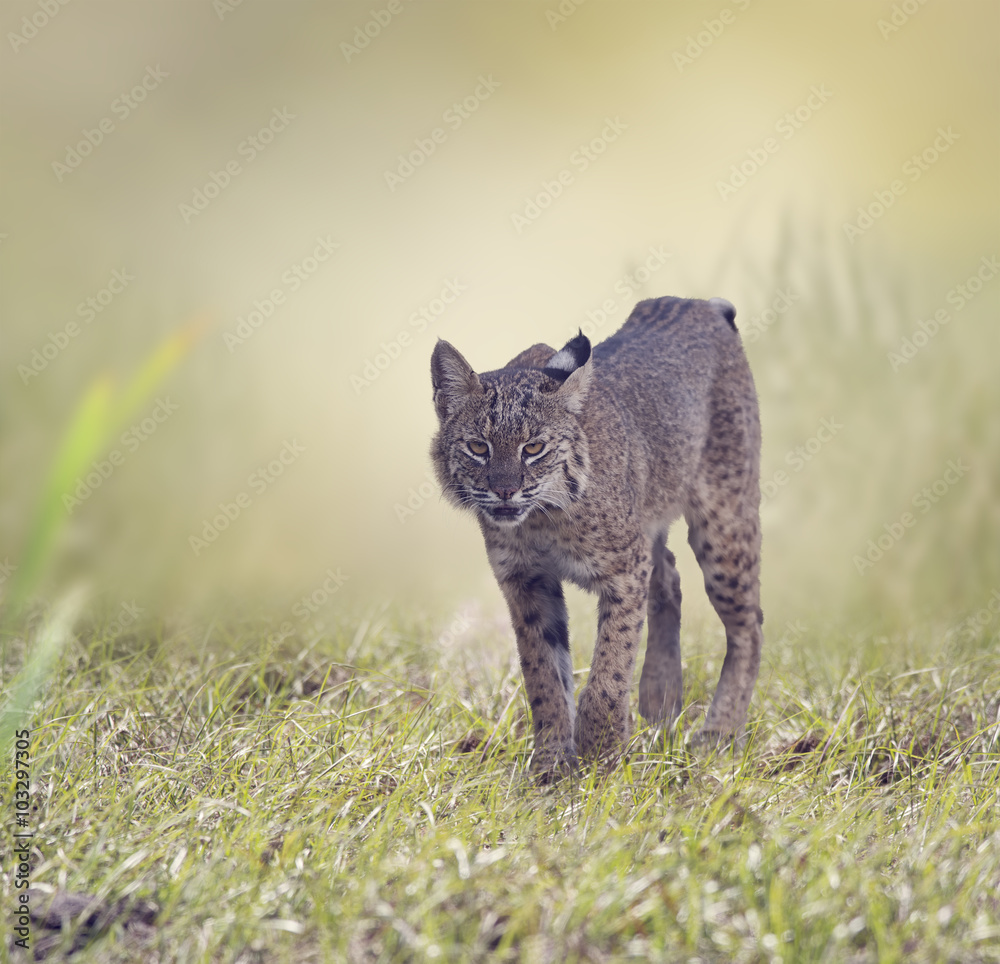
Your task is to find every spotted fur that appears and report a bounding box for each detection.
[430,296,762,777]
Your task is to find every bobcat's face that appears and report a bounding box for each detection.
[437,387,587,528]
[430,336,592,529]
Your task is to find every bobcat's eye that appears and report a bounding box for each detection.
[523,441,545,457]
[468,440,489,456]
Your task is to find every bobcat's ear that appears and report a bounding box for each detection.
[431,339,482,420]
[543,331,591,414]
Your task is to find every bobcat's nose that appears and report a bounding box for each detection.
[488,461,522,501]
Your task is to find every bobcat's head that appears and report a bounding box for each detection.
[429,333,592,528]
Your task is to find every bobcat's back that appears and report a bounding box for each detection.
[581,296,759,529]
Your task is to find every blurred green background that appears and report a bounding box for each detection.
[2,0,998,640]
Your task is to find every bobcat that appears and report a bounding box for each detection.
[430,296,762,776]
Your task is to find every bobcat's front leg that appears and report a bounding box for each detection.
[576,539,651,761]
[497,571,577,778]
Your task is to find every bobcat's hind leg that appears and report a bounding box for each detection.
[687,498,762,742]
[638,537,683,725]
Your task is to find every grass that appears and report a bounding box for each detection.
[2,607,998,963]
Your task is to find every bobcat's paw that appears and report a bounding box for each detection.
[689,726,745,751]
[637,676,682,725]
[529,742,577,783]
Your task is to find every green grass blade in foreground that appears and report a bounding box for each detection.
[0,585,86,750]
[1,316,207,627]
[3,378,111,622]
[110,315,206,429]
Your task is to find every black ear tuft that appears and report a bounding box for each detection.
[541,330,591,383]
[709,297,737,329]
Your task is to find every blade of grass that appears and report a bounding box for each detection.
[0,584,86,750]
[2,314,208,628]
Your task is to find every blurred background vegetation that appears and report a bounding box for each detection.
[2,0,997,644]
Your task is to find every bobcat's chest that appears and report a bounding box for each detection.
[485,513,606,592]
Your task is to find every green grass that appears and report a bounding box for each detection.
[2,609,998,963]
